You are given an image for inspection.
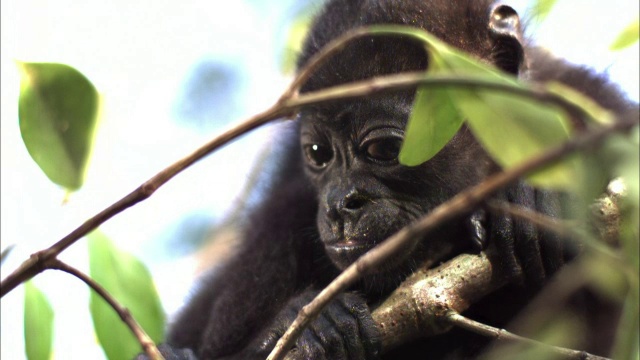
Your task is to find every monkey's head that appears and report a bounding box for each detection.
[297,0,525,287]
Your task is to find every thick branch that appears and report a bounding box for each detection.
[371,252,610,360]
[372,252,502,349]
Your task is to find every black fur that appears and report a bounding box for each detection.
[137,1,635,359]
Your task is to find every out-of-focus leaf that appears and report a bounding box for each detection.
[24,281,54,360]
[610,19,640,51]
[596,127,640,270]
[1,245,15,266]
[545,82,615,125]
[481,313,581,360]
[610,128,640,207]
[17,62,99,191]
[281,15,313,74]
[613,290,640,360]
[88,231,165,360]
[400,85,463,166]
[582,256,628,302]
[530,0,559,23]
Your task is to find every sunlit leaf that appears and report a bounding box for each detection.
[371,26,579,189]
[281,14,313,74]
[431,40,578,188]
[530,0,559,23]
[399,85,463,166]
[88,231,165,360]
[24,281,54,360]
[18,62,99,191]
[545,82,615,126]
[610,19,640,51]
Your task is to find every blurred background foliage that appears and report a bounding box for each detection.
[1,0,637,359]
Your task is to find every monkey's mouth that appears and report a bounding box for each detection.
[325,241,375,269]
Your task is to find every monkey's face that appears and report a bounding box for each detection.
[299,97,486,274]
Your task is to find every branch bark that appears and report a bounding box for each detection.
[372,252,610,360]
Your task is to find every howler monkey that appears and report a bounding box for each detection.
[139,0,636,359]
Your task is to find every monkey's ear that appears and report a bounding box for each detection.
[489,5,524,75]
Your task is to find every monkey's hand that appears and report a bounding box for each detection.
[251,289,380,360]
[134,344,198,360]
[484,181,569,287]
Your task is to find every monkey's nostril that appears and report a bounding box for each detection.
[342,192,368,212]
[345,197,366,210]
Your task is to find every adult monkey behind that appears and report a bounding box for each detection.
[141,0,635,359]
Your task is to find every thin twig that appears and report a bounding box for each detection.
[486,200,623,262]
[446,311,610,360]
[49,259,164,360]
[487,200,576,239]
[267,117,638,360]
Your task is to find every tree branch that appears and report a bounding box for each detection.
[445,312,610,360]
[49,259,164,360]
[485,200,621,259]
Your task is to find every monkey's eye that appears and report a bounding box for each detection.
[304,143,333,168]
[364,137,402,162]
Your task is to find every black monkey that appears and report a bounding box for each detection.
[139,1,636,359]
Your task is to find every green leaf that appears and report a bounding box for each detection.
[530,0,559,23]
[591,126,639,269]
[611,128,640,206]
[545,82,615,125]
[281,15,313,74]
[24,281,54,360]
[480,312,581,360]
[582,256,628,301]
[612,290,640,360]
[370,25,578,189]
[427,40,576,189]
[457,87,578,189]
[88,231,165,360]
[18,62,99,191]
[610,19,640,51]
[399,85,463,166]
